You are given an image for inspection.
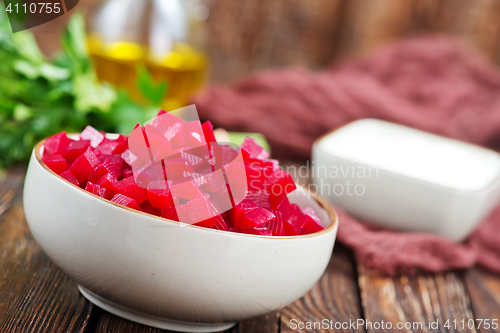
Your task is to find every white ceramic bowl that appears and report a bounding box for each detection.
[24,137,338,332]
[312,119,500,242]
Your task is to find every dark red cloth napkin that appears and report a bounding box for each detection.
[194,36,500,275]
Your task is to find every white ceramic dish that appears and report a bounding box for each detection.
[24,136,338,333]
[312,119,500,242]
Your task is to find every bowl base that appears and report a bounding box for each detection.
[78,286,237,332]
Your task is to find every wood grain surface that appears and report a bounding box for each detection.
[358,266,477,333]
[280,246,364,333]
[1,167,500,333]
[464,269,500,333]
[0,167,94,333]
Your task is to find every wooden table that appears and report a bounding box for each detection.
[1,165,500,333]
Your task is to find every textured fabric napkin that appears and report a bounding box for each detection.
[194,36,500,275]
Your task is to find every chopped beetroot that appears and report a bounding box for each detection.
[100,154,124,169]
[81,125,105,148]
[208,216,229,231]
[245,190,272,209]
[199,171,225,193]
[147,132,172,162]
[300,207,324,234]
[121,168,133,179]
[280,203,306,236]
[194,214,220,227]
[96,173,120,192]
[63,140,91,163]
[111,193,141,211]
[147,180,174,210]
[95,139,127,155]
[150,110,184,137]
[114,176,148,204]
[268,211,285,236]
[170,132,185,149]
[121,150,137,166]
[85,182,114,200]
[42,154,67,175]
[59,170,79,186]
[241,137,270,160]
[141,201,162,216]
[201,121,216,148]
[169,180,204,200]
[230,199,259,223]
[161,206,179,221]
[69,147,100,184]
[88,160,122,183]
[268,170,296,209]
[237,207,275,229]
[42,110,326,237]
[175,204,190,223]
[44,132,69,155]
[186,196,215,223]
[163,158,194,179]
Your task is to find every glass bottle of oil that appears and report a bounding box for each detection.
[88,0,209,111]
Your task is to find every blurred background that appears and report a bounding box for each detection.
[34,0,500,82]
[3,0,500,167]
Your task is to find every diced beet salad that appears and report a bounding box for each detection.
[41,111,325,236]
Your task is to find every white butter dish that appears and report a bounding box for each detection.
[312,119,500,242]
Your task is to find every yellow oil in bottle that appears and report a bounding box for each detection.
[88,35,209,111]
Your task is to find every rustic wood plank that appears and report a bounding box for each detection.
[280,245,364,333]
[0,166,26,218]
[0,180,94,333]
[464,268,500,333]
[238,312,279,333]
[358,266,477,333]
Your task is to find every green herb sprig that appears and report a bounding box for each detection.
[0,6,168,169]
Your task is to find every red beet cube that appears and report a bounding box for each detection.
[114,176,148,204]
[81,125,105,148]
[161,207,179,221]
[140,201,162,217]
[280,203,306,236]
[170,180,204,200]
[147,180,174,210]
[163,158,194,179]
[237,207,275,229]
[241,137,270,160]
[63,140,91,164]
[88,160,122,183]
[85,182,114,200]
[95,140,127,155]
[59,170,79,186]
[100,154,124,169]
[96,173,120,192]
[300,207,324,235]
[69,147,100,184]
[208,216,229,231]
[111,193,141,211]
[200,171,225,193]
[230,199,258,223]
[245,190,272,209]
[268,211,285,236]
[201,121,217,148]
[42,154,67,175]
[186,196,216,223]
[174,204,190,223]
[44,132,69,155]
[194,214,220,228]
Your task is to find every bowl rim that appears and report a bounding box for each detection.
[34,138,338,239]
